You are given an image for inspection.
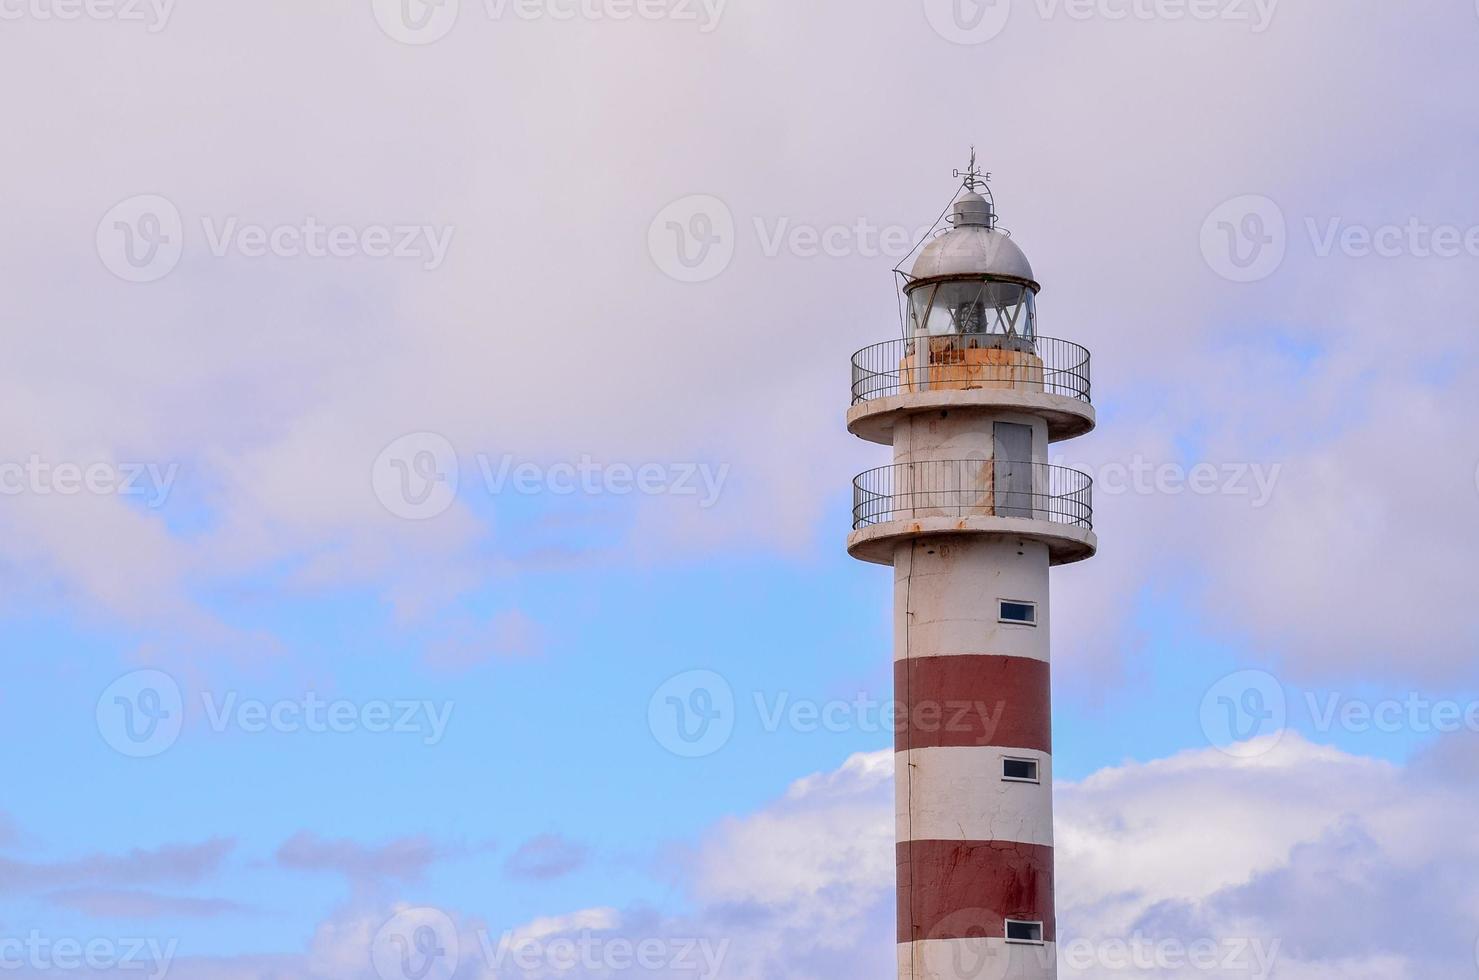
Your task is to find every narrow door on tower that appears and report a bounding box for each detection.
[994,422,1034,518]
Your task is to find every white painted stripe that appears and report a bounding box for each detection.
[899,938,1058,980]
[894,538,1052,664]
[897,746,1054,847]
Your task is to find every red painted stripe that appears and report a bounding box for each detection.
[896,840,1056,944]
[894,655,1051,752]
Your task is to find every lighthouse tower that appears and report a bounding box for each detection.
[847,158,1096,980]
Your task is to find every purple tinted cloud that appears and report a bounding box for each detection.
[504,834,588,881]
[274,832,448,883]
[0,838,233,893]
[46,887,251,920]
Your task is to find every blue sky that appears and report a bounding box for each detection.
[3,0,1479,977]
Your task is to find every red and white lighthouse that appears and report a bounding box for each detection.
[847,158,1097,980]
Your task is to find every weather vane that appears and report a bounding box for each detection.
[953,146,991,192]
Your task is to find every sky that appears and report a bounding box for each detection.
[2,0,1479,977]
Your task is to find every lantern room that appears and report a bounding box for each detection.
[901,189,1039,345]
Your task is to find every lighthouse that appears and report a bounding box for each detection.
[847,157,1096,980]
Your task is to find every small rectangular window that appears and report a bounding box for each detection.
[999,600,1037,625]
[1002,757,1040,783]
[1005,920,1044,944]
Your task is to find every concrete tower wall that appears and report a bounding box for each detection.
[893,534,1057,979]
[846,171,1097,980]
[892,411,1050,466]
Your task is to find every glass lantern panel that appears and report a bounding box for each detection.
[907,285,935,336]
[907,279,1038,341]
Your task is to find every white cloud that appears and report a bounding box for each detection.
[474,734,1479,977]
[25,735,1476,978]
[3,0,1477,689]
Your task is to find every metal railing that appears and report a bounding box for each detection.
[850,335,1091,405]
[852,460,1093,532]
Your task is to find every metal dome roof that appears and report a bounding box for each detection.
[909,221,1036,286]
